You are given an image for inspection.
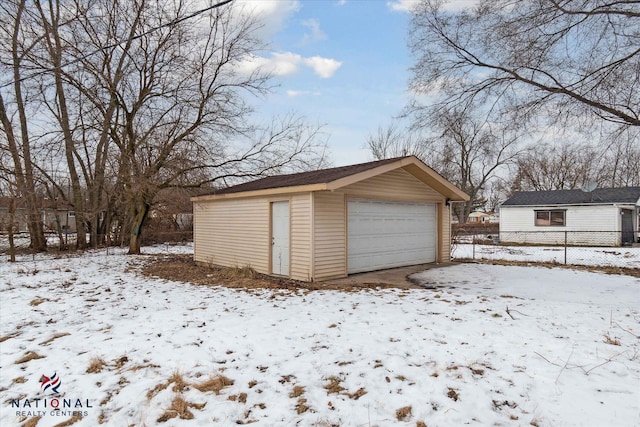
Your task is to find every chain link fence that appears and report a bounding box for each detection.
[1,218,193,258]
[452,229,639,269]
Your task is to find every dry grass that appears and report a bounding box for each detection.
[295,398,311,414]
[396,406,412,421]
[29,297,48,306]
[447,387,460,401]
[40,332,71,345]
[142,254,406,291]
[157,396,205,423]
[15,351,44,364]
[52,413,83,426]
[86,357,107,374]
[114,356,128,369]
[226,265,257,279]
[146,382,169,400]
[289,385,305,398]
[347,387,367,400]
[13,377,26,384]
[323,376,345,394]
[458,258,640,278]
[192,375,234,394]
[168,371,188,392]
[0,333,18,343]
[603,334,621,346]
[416,422,427,427]
[21,417,40,427]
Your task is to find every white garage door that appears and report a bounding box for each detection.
[348,199,436,274]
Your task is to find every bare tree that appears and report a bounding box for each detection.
[86,1,329,254]
[0,0,47,252]
[366,122,428,160]
[368,103,522,222]
[423,105,522,222]
[512,142,600,191]
[409,0,640,127]
[2,0,331,255]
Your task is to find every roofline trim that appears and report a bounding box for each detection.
[191,183,328,201]
[191,156,470,202]
[501,202,639,208]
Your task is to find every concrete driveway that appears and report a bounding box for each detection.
[323,262,456,289]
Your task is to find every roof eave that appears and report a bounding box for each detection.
[191,156,470,203]
[501,201,637,207]
[191,183,328,201]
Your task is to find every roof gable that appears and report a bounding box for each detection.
[192,156,469,202]
[502,187,640,206]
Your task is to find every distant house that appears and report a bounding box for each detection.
[0,197,28,233]
[192,156,469,281]
[467,211,499,224]
[500,187,640,246]
[0,197,77,234]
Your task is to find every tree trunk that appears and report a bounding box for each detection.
[128,202,149,255]
[8,197,16,262]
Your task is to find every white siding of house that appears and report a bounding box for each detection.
[500,205,623,246]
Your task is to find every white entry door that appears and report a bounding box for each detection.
[271,201,290,276]
[348,199,436,274]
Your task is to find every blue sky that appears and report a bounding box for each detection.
[238,0,417,166]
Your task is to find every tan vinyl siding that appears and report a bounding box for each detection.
[341,168,444,202]
[193,198,270,273]
[441,204,451,261]
[313,191,346,280]
[290,193,312,281]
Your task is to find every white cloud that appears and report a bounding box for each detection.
[286,90,321,97]
[237,53,342,79]
[300,19,327,45]
[233,0,301,40]
[337,0,347,5]
[387,0,478,13]
[236,52,302,77]
[303,56,342,78]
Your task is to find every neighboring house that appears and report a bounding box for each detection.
[500,187,640,246]
[0,197,28,233]
[192,156,469,282]
[467,211,498,224]
[42,205,77,233]
[0,197,77,234]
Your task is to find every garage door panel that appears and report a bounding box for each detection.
[348,199,436,274]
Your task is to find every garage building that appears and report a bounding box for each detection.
[192,156,469,281]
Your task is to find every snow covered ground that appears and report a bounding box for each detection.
[453,243,640,268]
[1,245,639,427]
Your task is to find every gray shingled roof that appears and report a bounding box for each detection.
[209,157,405,195]
[502,187,640,206]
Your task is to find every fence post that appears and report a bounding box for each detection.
[472,233,476,260]
[564,230,567,265]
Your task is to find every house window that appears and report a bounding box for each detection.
[535,210,565,226]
